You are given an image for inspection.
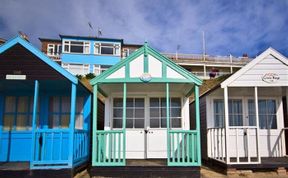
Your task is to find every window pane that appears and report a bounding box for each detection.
[126,108,133,118]
[161,108,167,117]
[3,115,13,131]
[126,98,133,107]
[49,115,59,128]
[135,109,144,118]
[135,119,144,128]
[161,118,167,128]
[135,98,144,107]
[76,97,84,113]
[75,115,83,129]
[259,115,266,129]
[17,97,29,112]
[70,45,83,53]
[171,118,181,128]
[49,97,60,112]
[268,115,277,129]
[171,98,181,107]
[101,47,113,54]
[171,108,181,117]
[150,119,159,128]
[62,97,70,112]
[113,109,123,117]
[150,108,159,117]
[16,115,28,130]
[61,115,70,128]
[150,98,159,107]
[126,119,133,128]
[267,100,276,114]
[161,98,166,107]
[5,96,16,112]
[113,119,122,128]
[113,98,123,107]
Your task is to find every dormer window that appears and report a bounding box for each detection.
[94,42,121,56]
[63,40,90,54]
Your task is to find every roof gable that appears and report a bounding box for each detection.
[90,43,202,85]
[0,35,78,84]
[221,48,288,87]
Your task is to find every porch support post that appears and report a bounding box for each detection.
[166,83,171,163]
[195,85,201,165]
[254,86,261,163]
[224,87,230,164]
[68,83,77,167]
[122,83,127,164]
[30,80,39,167]
[92,84,98,164]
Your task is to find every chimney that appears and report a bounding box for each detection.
[18,31,29,42]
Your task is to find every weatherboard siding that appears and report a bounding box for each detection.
[228,55,288,87]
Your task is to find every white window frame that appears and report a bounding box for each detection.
[62,40,90,54]
[62,63,90,75]
[94,42,121,56]
[110,93,184,130]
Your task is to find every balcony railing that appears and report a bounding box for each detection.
[162,53,252,65]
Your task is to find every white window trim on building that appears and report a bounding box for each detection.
[62,63,90,76]
[47,44,62,57]
[63,40,90,54]
[94,42,121,56]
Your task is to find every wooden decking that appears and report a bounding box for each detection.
[90,159,200,178]
[0,161,88,178]
[205,157,288,172]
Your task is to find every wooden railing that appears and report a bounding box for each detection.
[94,130,125,166]
[31,129,70,168]
[168,130,200,166]
[73,129,89,165]
[207,128,226,162]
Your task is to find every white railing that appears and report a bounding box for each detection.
[207,127,226,162]
[192,71,231,78]
[227,126,260,164]
[161,53,251,65]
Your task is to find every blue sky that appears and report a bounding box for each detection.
[0,0,287,57]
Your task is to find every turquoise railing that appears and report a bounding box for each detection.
[168,130,200,166]
[73,129,89,165]
[94,130,125,166]
[31,129,70,169]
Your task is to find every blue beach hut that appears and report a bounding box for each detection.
[0,36,93,176]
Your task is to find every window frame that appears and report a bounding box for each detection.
[94,42,121,56]
[63,40,90,54]
[2,95,38,131]
[112,97,145,129]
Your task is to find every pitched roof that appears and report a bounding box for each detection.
[190,75,230,102]
[0,35,78,84]
[90,42,202,85]
[221,47,288,88]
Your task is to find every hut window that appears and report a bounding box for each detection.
[112,98,145,129]
[149,97,182,128]
[3,96,36,131]
[49,96,70,128]
[248,99,277,129]
[75,97,84,129]
[213,99,224,127]
[213,99,243,127]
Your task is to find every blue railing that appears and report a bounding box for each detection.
[31,129,70,169]
[73,129,89,165]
